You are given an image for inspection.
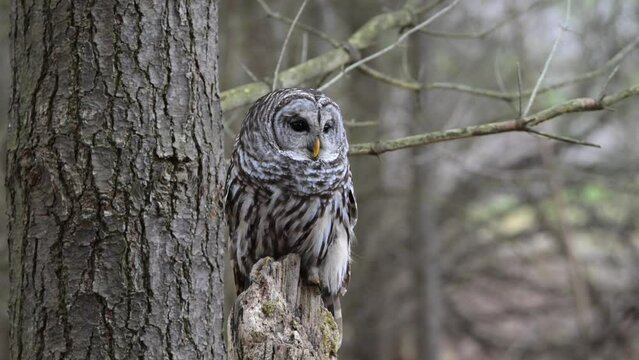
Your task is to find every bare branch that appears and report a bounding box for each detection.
[358,65,423,90]
[300,32,309,63]
[349,84,639,155]
[221,1,428,111]
[426,82,516,99]
[240,63,259,83]
[597,64,620,100]
[517,62,523,119]
[495,56,519,113]
[522,0,571,117]
[273,0,308,90]
[344,120,378,128]
[253,1,448,93]
[222,2,637,112]
[525,128,601,148]
[256,0,340,47]
[424,37,639,101]
[415,0,448,15]
[350,119,521,156]
[345,36,639,100]
[319,0,461,91]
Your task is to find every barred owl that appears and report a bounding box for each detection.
[225,88,357,320]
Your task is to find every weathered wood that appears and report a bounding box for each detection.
[227,255,341,360]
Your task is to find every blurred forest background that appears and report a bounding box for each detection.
[2,0,639,359]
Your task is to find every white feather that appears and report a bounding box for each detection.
[319,224,349,295]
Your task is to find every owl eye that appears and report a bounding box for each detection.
[323,123,333,134]
[289,117,310,132]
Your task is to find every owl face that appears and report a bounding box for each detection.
[272,97,345,162]
[236,88,350,194]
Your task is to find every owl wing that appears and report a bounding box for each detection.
[341,176,357,295]
[224,159,252,294]
[323,175,357,341]
[346,181,358,227]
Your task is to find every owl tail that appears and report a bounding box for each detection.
[322,293,343,345]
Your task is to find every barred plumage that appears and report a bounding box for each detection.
[225,88,357,318]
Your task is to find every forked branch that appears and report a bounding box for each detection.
[221,1,450,111]
[223,2,639,157]
[349,85,639,155]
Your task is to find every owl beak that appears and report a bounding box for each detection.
[312,137,321,159]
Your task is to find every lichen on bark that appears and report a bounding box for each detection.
[227,255,341,359]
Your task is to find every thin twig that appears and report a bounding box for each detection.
[273,0,309,91]
[517,62,523,119]
[257,0,341,47]
[348,34,638,102]
[240,63,259,83]
[221,4,638,112]
[523,0,571,117]
[221,1,428,111]
[344,120,378,128]
[319,0,461,91]
[494,55,518,113]
[300,32,309,63]
[255,1,462,94]
[494,55,507,93]
[415,0,447,15]
[359,65,423,90]
[597,64,620,100]
[525,128,601,148]
[426,37,638,100]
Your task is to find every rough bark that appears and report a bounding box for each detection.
[227,255,341,360]
[7,0,225,358]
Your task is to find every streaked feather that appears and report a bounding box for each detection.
[225,88,357,312]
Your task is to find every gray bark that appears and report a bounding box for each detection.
[7,0,225,359]
[227,255,341,360]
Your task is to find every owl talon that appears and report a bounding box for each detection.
[306,267,320,287]
[307,275,320,287]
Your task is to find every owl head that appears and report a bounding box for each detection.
[239,88,348,163]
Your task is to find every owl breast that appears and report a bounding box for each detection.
[226,161,355,296]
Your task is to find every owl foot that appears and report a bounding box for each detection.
[305,266,321,287]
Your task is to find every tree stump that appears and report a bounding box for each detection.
[227,255,341,359]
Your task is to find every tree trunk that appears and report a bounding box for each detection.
[7,0,225,358]
[227,255,341,360]
[411,34,442,360]
[412,168,441,360]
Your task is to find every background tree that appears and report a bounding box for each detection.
[5,0,225,358]
[219,1,639,359]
